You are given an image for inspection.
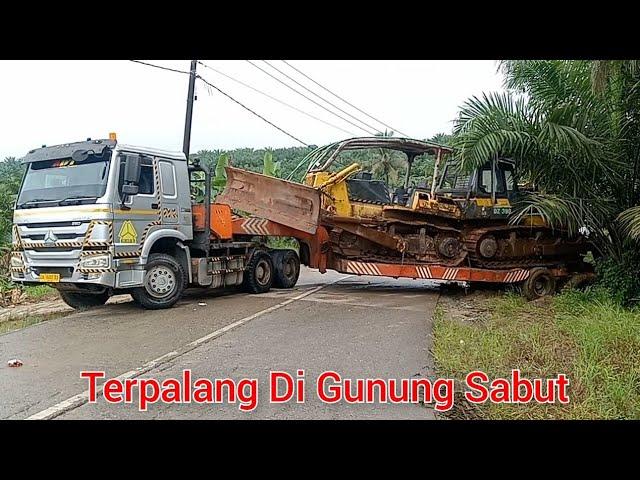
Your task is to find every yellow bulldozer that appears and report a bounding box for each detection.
[220,136,589,273]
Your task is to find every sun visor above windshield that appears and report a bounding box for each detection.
[21,139,117,163]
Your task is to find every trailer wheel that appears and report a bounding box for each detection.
[243,250,274,294]
[522,267,556,300]
[272,250,300,289]
[131,253,186,310]
[59,290,110,310]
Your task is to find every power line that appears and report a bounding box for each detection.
[129,60,190,75]
[197,61,358,137]
[129,59,309,147]
[282,60,410,137]
[246,60,376,136]
[262,60,383,136]
[196,74,309,147]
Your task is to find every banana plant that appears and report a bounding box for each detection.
[213,153,229,193]
[262,151,281,178]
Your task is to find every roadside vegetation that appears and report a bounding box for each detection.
[451,60,640,305]
[433,287,640,419]
[432,60,640,419]
[0,311,65,335]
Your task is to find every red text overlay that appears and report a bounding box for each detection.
[80,369,569,413]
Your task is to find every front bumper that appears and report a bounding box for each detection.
[11,266,117,287]
[11,253,145,290]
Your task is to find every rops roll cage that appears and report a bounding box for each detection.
[290,136,454,198]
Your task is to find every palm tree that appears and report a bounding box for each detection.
[451,60,640,260]
[368,130,406,186]
[589,61,640,241]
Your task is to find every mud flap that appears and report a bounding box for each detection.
[217,167,321,234]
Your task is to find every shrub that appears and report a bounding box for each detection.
[594,250,640,306]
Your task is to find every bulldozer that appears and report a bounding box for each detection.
[220,136,589,274]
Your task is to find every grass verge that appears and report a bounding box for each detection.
[23,284,56,301]
[433,288,640,419]
[0,311,65,335]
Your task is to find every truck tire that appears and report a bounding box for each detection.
[243,250,274,294]
[522,267,556,301]
[59,290,110,310]
[131,253,186,310]
[272,249,300,289]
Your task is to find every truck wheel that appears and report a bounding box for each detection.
[131,253,186,310]
[522,267,556,301]
[272,249,300,289]
[59,290,110,310]
[243,250,274,294]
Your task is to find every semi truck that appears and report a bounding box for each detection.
[9,136,303,310]
[10,135,592,310]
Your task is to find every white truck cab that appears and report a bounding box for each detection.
[10,137,300,309]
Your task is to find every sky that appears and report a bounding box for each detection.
[0,60,505,159]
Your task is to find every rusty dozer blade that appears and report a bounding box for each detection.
[216,167,321,234]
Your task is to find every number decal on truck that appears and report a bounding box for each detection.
[493,207,512,216]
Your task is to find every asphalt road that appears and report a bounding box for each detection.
[0,267,440,420]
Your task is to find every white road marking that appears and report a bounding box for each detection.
[26,276,351,420]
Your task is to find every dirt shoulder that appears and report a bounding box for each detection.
[0,293,131,334]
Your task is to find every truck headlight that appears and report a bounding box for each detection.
[10,254,24,269]
[80,254,111,269]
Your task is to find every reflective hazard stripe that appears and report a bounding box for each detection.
[114,251,140,258]
[416,266,432,279]
[442,268,458,280]
[504,269,530,283]
[77,268,117,274]
[242,218,270,236]
[345,261,382,276]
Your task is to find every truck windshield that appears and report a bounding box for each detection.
[17,156,110,208]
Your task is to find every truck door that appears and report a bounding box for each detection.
[157,159,179,225]
[114,155,160,257]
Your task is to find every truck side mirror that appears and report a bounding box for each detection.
[122,183,139,195]
[124,154,141,184]
[119,154,142,207]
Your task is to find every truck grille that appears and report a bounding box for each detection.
[17,221,87,228]
[24,233,81,241]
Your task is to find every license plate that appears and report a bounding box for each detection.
[39,273,60,282]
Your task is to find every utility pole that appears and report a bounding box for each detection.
[182,60,198,160]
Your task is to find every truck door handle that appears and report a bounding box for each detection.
[151,203,159,209]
